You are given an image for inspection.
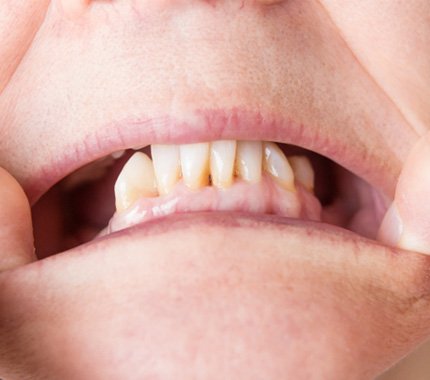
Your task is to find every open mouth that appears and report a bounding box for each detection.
[31,115,389,259]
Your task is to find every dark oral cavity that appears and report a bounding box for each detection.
[31,142,388,259]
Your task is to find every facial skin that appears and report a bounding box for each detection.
[0,1,430,379]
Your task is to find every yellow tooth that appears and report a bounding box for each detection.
[151,144,181,195]
[180,143,210,190]
[289,155,315,191]
[235,141,263,183]
[210,140,237,189]
[263,142,295,191]
[114,152,158,212]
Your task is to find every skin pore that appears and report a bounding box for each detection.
[1,1,430,379]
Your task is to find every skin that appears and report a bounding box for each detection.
[0,0,430,378]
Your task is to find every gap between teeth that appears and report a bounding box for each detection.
[114,140,315,212]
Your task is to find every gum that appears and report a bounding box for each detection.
[106,175,322,235]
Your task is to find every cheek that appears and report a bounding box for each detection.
[321,0,430,133]
[0,1,50,92]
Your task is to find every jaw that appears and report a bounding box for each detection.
[2,213,430,379]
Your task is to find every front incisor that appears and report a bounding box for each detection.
[151,144,181,195]
[235,141,263,183]
[180,143,210,190]
[210,140,237,189]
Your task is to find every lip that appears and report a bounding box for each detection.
[3,212,430,379]
[26,107,401,205]
[10,211,430,276]
[49,209,430,325]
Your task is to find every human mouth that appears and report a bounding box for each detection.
[31,109,391,258]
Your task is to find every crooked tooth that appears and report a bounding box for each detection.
[263,142,295,191]
[151,144,181,195]
[114,152,158,212]
[235,141,263,183]
[210,140,237,189]
[180,143,210,190]
[289,155,315,191]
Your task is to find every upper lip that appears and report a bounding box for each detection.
[25,107,404,205]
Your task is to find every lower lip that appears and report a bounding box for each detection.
[68,211,376,257]
[1,214,426,380]
[29,210,420,300]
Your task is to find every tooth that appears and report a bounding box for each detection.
[210,140,237,189]
[114,152,158,212]
[263,142,295,191]
[151,144,181,195]
[289,155,315,191]
[180,143,210,190]
[111,150,125,159]
[235,141,263,183]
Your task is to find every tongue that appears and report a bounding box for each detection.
[106,175,322,235]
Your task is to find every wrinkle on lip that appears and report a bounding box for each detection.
[25,108,400,205]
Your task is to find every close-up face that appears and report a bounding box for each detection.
[1,0,430,378]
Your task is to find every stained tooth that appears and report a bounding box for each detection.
[235,141,263,183]
[289,155,315,191]
[151,144,181,195]
[210,140,237,189]
[114,152,158,212]
[263,142,295,191]
[180,143,210,190]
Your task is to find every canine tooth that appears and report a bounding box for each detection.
[289,155,315,191]
[151,144,181,195]
[263,142,295,191]
[180,143,210,189]
[235,141,263,183]
[114,152,158,212]
[210,140,237,189]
